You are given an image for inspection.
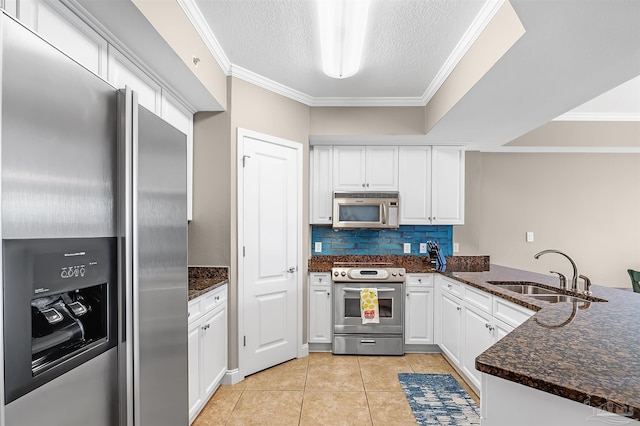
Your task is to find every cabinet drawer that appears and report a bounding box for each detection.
[493,297,535,328]
[405,274,434,287]
[464,285,493,314]
[439,276,463,298]
[310,273,331,286]
[203,285,228,312]
[188,298,203,324]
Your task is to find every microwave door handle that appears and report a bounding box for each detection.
[381,204,386,225]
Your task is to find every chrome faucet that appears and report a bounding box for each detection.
[549,271,567,290]
[534,250,578,292]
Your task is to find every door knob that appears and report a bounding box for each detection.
[285,266,297,274]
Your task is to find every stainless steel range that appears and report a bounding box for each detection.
[332,263,405,355]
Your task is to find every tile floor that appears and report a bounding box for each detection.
[193,352,479,426]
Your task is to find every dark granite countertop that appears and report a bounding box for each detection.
[188,266,229,301]
[308,255,490,273]
[442,265,640,421]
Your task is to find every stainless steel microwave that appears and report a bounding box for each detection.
[332,192,400,229]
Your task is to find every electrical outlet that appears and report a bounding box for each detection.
[419,243,427,253]
[403,243,411,254]
[453,243,460,253]
[526,232,534,243]
[314,242,322,252]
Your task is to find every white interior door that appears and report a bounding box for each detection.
[239,129,301,377]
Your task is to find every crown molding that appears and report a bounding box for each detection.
[420,0,506,105]
[177,0,231,75]
[553,112,640,122]
[230,65,315,105]
[310,97,426,107]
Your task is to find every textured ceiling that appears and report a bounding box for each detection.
[193,0,487,99]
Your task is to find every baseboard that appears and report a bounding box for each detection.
[308,342,332,352]
[298,343,309,358]
[222,368,243,385]
[404,344,441,353]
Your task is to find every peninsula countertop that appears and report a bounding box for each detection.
[188,266,229,301]
[440,265,639,421]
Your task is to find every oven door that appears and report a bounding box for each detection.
[333,282,403,334]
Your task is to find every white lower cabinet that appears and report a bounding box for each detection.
[434,274,535,394]
[188,285,228,424]
[439,291,463,365]
[405,274,435,345]
[461,304,494,389]
[309,273,332,343]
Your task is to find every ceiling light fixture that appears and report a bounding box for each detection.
[317,0,371,79]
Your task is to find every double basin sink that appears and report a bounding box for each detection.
[487,281,604,303]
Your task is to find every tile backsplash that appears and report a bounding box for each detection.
[311,225,453,256]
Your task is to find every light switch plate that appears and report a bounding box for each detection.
[419,243,427,253]
[314,242,322,252]
[403,243,411,254]
[526,232,534,243]
[453,243,460,253]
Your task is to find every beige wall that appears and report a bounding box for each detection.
[454,152,640,287]
[507,121,640,147]
[189,76,311,371]
[425,0,525,132]
[132,0,227,109]
[310,107,425,135]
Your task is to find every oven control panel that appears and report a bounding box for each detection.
[331,267,405,282]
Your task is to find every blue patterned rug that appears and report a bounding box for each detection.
[398,373,481,425]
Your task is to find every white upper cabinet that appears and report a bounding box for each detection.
[162,93,194,221]
[18,0,107,77]
[333,146,398,192]
[431,146,465,224]
[108,46,162,114]
[310,146,333,224]
[398,146,433,224]
[398,145,465,225]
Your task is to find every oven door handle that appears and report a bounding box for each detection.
[341,287,397,292]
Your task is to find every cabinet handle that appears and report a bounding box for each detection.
[215,296,220,301]
[319,278,323,283]
[456,306,461,311]
[406,293,410,297]
[366,183,369,187]
[418,278,422,283]
[362,183,366,187]
[447,284,452,289]
[327,292,330,296]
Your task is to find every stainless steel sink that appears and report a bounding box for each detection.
[487,281,560,295]
[494,284,558,295]
[526,294,590,303]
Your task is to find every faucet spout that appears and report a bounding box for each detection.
[534,249,579,292]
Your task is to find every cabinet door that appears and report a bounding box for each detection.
[365,146,398,191]
[310,146,333,224]
[431,146,465,224]
[19,0,108,77]
[200,304,228,398]
[333,146,366,191]
[188,320,202,421]
[461,305,494,389]
[108,45,162,114]
[161,93,194,221]
[309,284,332,343]
[405,286,434,344]
[493,318,514,343]
[398,146,432,224]
[440,292,462,365]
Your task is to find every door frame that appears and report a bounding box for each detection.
[236,127,304,379]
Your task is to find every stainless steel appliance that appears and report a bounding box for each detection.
[332,192,400,229]
[332,263,405,355]
[0,12,188,426]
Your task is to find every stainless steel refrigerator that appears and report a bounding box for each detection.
[0,11,188,426]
